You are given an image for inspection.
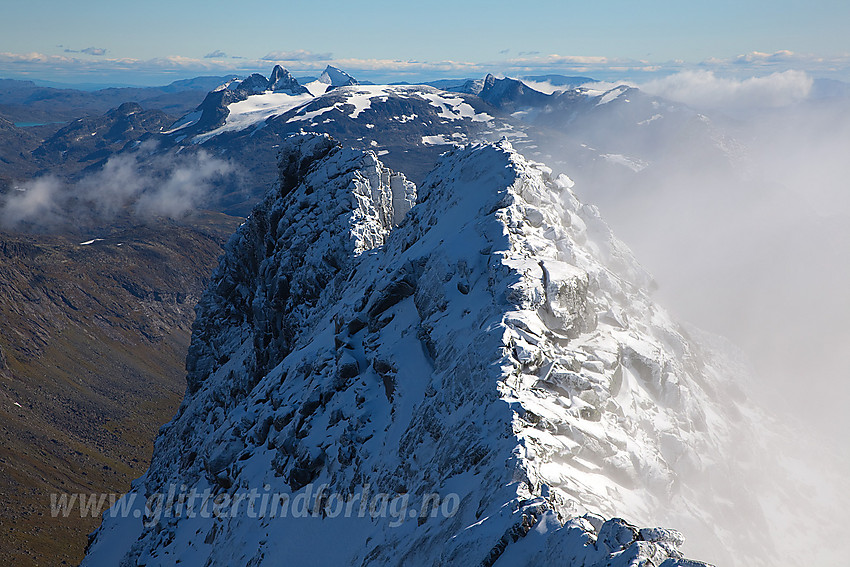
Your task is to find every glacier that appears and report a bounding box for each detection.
[81,133,809,566]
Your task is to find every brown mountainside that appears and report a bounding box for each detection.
[0,213,240,566]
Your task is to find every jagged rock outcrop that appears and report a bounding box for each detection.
[269,65,311,94]
[186,134,415,395]
[82,134,765,566]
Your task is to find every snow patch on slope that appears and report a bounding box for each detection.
[595,86,630,105]
[194,92,314,142]
[418,91,494,122]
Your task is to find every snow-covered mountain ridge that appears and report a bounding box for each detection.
[165,66,667,150]
[169,66,498,146]
[82,133,783,566]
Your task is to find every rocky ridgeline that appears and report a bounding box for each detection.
[82,134,762,566]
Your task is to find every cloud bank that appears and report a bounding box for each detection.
[638,69,814,112]
[529,72,850,565]
[552,74,850,449]
[0,143,238,232]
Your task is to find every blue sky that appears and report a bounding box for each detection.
[1,0,849,85]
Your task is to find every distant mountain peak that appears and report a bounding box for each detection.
[237,73,272,95]
[177,67,311,136]
[268,64,309,94]
[478,74,549,108]
[318,65,359,87]
[113,101,144,115]
[223,67,310,96]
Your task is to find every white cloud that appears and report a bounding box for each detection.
[0,176,64,228]
[0,51,75,65]
[638,69,814,111]
[330,57,478,73]
[734,49,797,65]
[702,50,850,77]
[133,151,234,218]
[0,145,238,231]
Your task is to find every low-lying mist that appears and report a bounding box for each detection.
[0,141,241,233]
[555,70,849,566]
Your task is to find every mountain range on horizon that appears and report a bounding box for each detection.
[3,64,719,217]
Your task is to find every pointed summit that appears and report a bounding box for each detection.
[267,64,309,94]
[318,65,358,88]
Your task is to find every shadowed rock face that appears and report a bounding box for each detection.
[269,65,310,94]
[186,134,415,396]
[478,74,551,109]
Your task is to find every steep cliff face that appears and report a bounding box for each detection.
[185,134,416,399]
[82,134,770,566]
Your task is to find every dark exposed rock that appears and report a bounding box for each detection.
[381,374,396,401]
[478,74,551,109]
[336,354,360,390]
[268,65,310,94]
[347,314,368,335]
[277,135,339,197]
[597,517,640,551]
[238,73,272,95]
[205,438,245,475]
[367,278,416,317]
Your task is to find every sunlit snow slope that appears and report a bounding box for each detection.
[83,134,784,567]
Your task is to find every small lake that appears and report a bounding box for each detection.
[13,122,62,127]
